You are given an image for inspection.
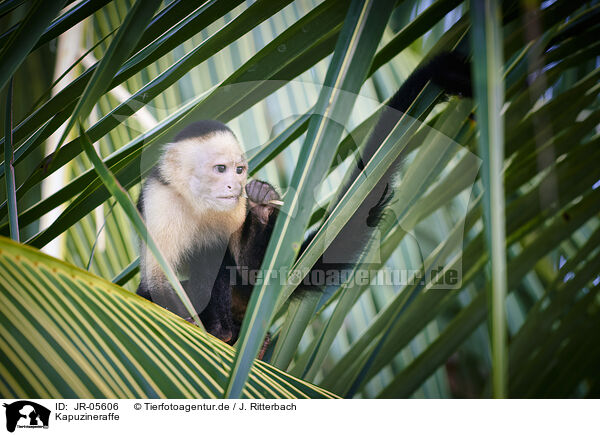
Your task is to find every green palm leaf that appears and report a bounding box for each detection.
[0,0,67,93]
[225,0,396,399]
[0,236,337,399]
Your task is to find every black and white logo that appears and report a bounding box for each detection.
[3,401,50,433]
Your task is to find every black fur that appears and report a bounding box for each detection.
[196,247,237,342]
[174,120,234,142]
[148,166,170,186]
[136,187,144,214]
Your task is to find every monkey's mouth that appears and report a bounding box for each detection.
[217,195,240,201]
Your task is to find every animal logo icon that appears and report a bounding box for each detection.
[2,401,50,433]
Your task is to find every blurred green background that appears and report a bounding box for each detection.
[0,0,598,399]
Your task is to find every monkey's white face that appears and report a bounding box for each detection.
[193,145,247,211]
[163,131,248,212]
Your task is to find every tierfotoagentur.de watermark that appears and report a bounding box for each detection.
[227,265,461,289]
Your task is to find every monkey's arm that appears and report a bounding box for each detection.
[183,180,281,343]
[195,250,237,342]
[234,179,281,269]
[227,180,281,342]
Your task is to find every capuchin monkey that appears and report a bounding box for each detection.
[136,51,472,344]
[136,120,273,341]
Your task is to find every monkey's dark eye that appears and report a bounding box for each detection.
[215,165,226,173]
[236,166,245,174]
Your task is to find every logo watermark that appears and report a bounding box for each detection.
[227,265,461,289]
[3,401,50,433]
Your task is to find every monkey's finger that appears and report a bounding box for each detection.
[258,182,272,202]
[245,180,263,200]
[246,180,280,204]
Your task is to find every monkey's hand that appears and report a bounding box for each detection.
[246,180,280,225]
[246,180,280,205]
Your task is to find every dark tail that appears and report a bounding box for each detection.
[303,51,472,282]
